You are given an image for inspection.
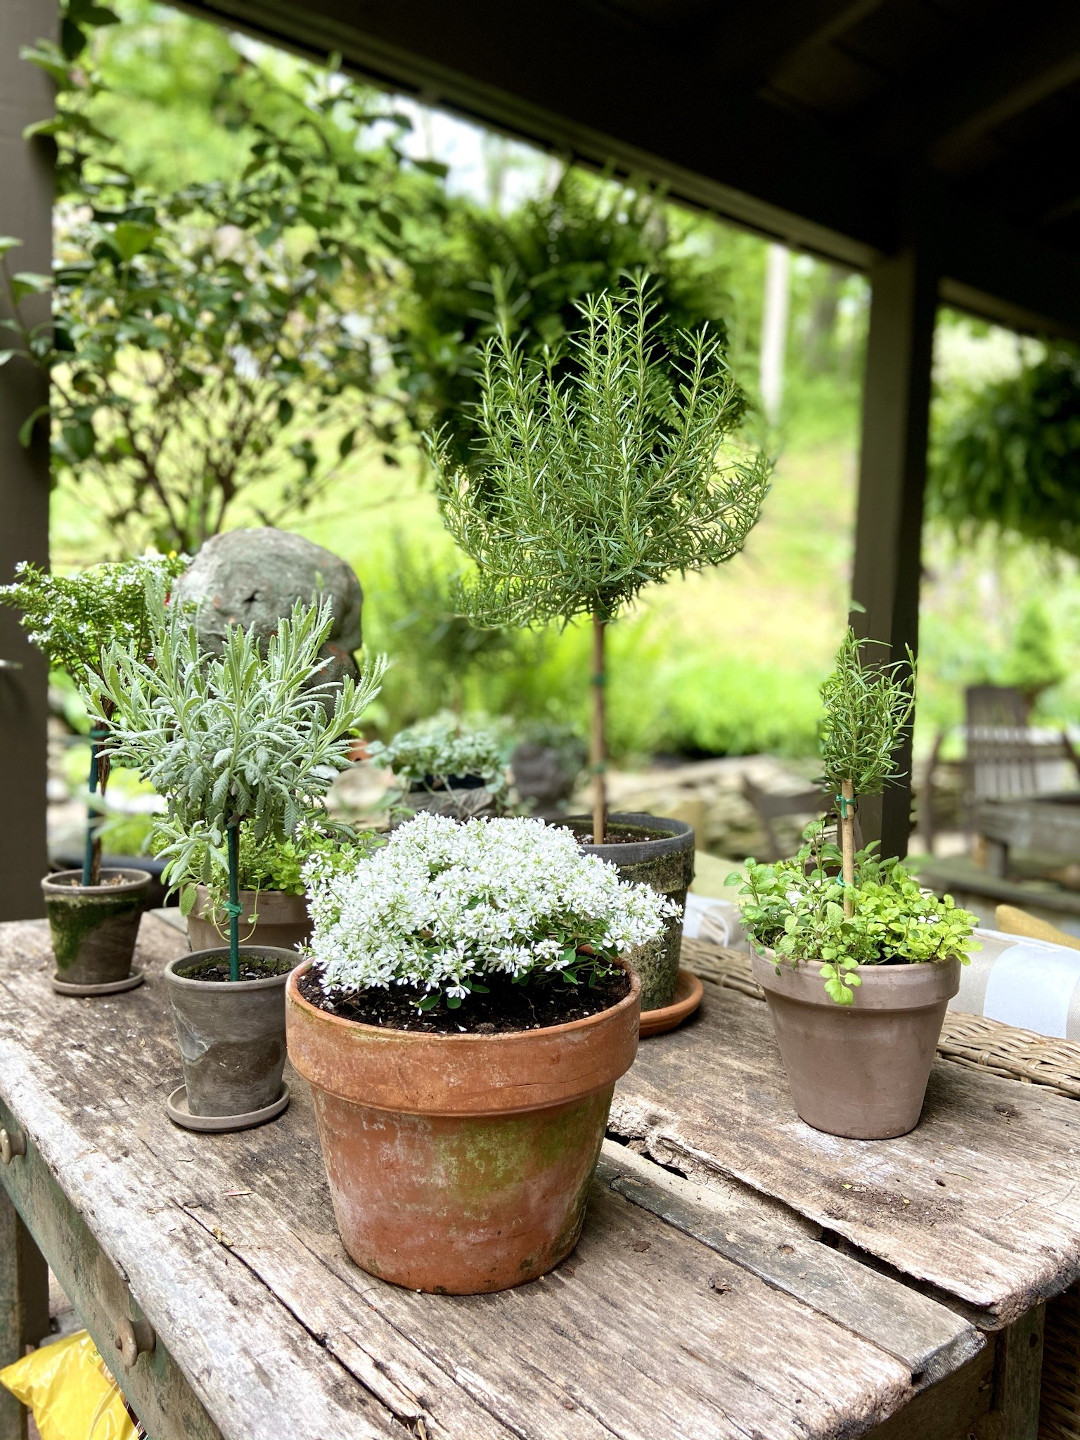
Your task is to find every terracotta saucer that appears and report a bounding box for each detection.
[166,1083,290,1133]
[51,969,144,997]
[639,968,704,1038]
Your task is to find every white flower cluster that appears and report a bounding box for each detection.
[304,810,676,1000]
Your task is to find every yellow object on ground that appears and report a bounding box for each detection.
[995,904,1080,952]
[0,1330,137,1440]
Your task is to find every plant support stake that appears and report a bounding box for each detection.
[591,614,607,845]
[227,819,241,982]
[839,780,856,918]
[83,727,109,887]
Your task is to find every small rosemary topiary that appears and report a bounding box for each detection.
[90,579,386,980]
[0,553,187,885]
[819,628,915,915]
[431,273,770,842]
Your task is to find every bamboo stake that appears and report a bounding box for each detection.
[590,613,607,846]
[840,778,856,918]
[227,819,241,983]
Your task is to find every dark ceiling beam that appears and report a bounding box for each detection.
[180,0,1080,335]
[179,0,885,266]
[699,0,886,85]
[867,0,1080,171]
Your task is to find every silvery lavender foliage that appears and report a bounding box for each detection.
[304,810,676,1005]
[89,578,386,892]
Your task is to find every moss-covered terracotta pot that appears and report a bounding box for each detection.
[564,813,695,1011]
[164,948,296,1119]
[186,885,311,955]
[286,959,641,1294]
[41,868,151,988]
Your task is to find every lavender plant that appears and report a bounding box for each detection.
[90,579,386,979]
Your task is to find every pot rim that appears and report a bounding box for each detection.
[750,943,962,1009]
[41,867,152,896]
[287,954,641,1045]
[165,947,299,992]
[560,811,694,863]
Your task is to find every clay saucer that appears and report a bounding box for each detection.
[166,1083,290,1133]
[51,969,144,997]
[639,968,704,1038]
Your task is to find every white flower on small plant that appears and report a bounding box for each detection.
[303,810,676,1009]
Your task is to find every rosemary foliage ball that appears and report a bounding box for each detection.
[819,629,916,800]
[303,811,675,1007]
[431,273,771,629]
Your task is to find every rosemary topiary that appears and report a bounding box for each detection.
[90,579,386,979]
[431,273,770,842]
[818,628,915,915]
[0,553,187,884]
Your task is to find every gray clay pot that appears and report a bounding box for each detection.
[41,868,152,986]
[164,948,296,1118]
[565,813,695,1012]
[752,948,961,1139]
[186,886,312,955]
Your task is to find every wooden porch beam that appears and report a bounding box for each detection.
[0,0,54,920]
[850,248,938,860]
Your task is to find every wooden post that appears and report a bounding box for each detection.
[0,1187,50,1440]
[590,614,606,845]
[0,0,55,921]
[850,248,938,861]
[839,778,856,916]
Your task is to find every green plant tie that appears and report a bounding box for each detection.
[590,762,607,775]
[835,792,858,819]
[591,673,607,686]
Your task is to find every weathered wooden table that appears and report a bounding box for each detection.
[1,916,1077,1440]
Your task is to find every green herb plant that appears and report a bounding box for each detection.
[196,821,380,943]
[729,831,977,1005]
[0,553,186,885]
[819,628,916,916]
[368,714,510,816]
[432,272,770,843]
[90,580,386,980]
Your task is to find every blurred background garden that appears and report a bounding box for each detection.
[35,0,1080,864]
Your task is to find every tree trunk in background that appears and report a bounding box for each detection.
[759,242,790,425]
[0,0,54,920]
[806,265,846,374]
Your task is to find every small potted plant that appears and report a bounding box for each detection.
[0,555,185,995]
[367,713,510,823]
[730,630,978,1139]
[184,822,378,953]
[93,581,385,1131]
[432,273,770,1010]
[286,810,674,1294]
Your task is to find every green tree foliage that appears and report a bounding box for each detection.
[388,169,745,467]
[433,274,770,838]
[7,0,446,553]
[929,346,1080,555]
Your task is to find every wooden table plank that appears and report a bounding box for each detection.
[613,977,1080,1328]
[0,917,986,1440]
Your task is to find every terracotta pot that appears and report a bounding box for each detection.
[41,868,151,986]
[752,948,961,1139]
[164,948,296,1118]
[564,813,695,1011]
[186,885,311,954]
[286,960,641,1293]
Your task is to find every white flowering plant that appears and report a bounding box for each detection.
[304,810,675,1009]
